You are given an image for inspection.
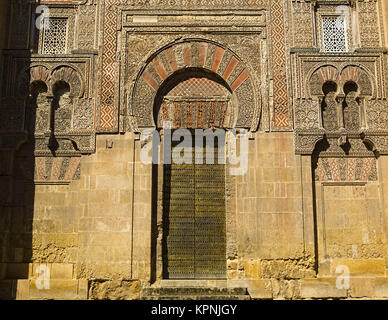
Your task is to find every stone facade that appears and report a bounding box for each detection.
[0,0,388,300]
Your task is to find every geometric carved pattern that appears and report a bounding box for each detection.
[291,1,314,48]
[168,78,229,98]
[159,78,232,129]
[131,40,256,129]
[358,0,380,48]
[343,93,361,131]
[33,157,81,184]
[270,0,291,128]
[294,99,320,129]
[322,91,339,131]
[367,99,388,130]
[99,0,290,131]
[99,0,123,131]
[159,101,230,130]
[42,18,68,54]
[315,157,377,182]
[73,99,95,130]
[321,16,347,53]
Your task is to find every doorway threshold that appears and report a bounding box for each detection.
[160,280,228,288]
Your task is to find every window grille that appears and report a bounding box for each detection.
[42,18,68,54]
[322,16,347,53]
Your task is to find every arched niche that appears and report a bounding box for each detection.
[340,65,373,98]
[308,65,340,98]
[129,39,260,131]
[50,66,84,98]
[154,68,236,130]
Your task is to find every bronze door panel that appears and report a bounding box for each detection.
[164,141,226,279]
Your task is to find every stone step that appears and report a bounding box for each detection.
[141,286,251,300]
[142,287,248,297]
[142,295,251,300]
[160,280,228,287]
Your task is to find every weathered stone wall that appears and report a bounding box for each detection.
[1,0,388,300]
[228,132,308,275]
[1,133,143,299]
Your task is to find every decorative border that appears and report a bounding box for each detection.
[97,0,291,132]
[270,0,291,129]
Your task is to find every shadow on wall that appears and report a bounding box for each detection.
[0,0,37,300]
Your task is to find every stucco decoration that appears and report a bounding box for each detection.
[129,39,261,131]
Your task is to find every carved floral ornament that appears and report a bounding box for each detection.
[128,39,261,132]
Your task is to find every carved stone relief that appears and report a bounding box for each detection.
[315,157,378,182]
[12,62,96,156]
[127,39,260,131]
[76,3,97,50]
[322,91,340,131]
[291,0,314,48]
[294,58,387,155]
[367,99,388,129]
[53,88,73,133]
[295,99,320,129]
[343,90,361,131]
[357,0,381,48]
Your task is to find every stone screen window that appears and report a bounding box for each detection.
[42,18,68,54]
[321,16,347,53]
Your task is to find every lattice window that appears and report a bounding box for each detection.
[42,18,68,54]
[321,16,347,53]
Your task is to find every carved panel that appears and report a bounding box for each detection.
[76,3,97,50]
[294,99,320,129]
[28,92,51,134]
[73,98,95,130]
[357,0,381,48]
[315,157,377,182]
[343,92,361,131]
[33,156,81,184]
[128,39,259,130]
[366,99,388,130]
[54,92,73,133]
[291,1,314,48]
[322,92,340,131]
[97,1,291,131]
